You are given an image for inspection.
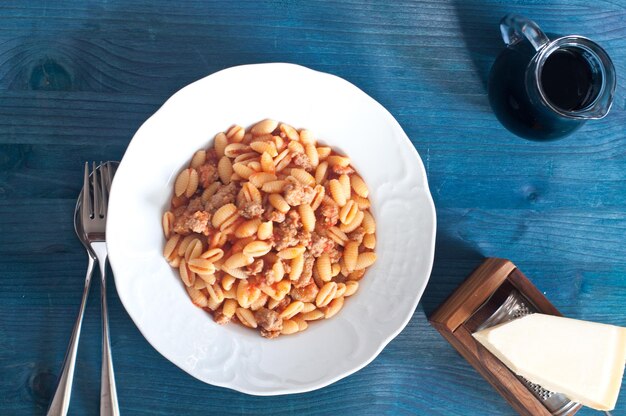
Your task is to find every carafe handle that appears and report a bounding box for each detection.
[500,14,549,51]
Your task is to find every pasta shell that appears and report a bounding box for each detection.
[235,218,262,238]
[260,152,275,174]
[243,241,272,257]
[327,155,350,167]
[212,203,238,228]
[326,226,348,246]
[257,221,273,240]
[163,234,181,260]
[224,252,254,270]
[363,233,376,249]
[262,180,288,193]
[339,200,358,225]
[350,175,369,198]
[184,238,203,261]
[190,150,206,169]
[329,179,346,207]
[222,299,238,318]
[344,281,359,297]
[310,185,325,211]
[281,319,299,335]
[316,146,331,160]
[269,193,290,213]
[301,309,325,321]
[277,245,306,259]
[174,168,191,197]
[316,253,332,282]
[279,123,299,141]
[315,162,328,185]
[339,174,351,198]
[355,252,377,270]
[214,132,228,158]
[232,163,255,179]
[224,143,250,158]
[280,301,304,320]
[218,156,233,184]
[179,258,195,287]
[250,141,278,157]
[289,254,305,281]
[362,211,376,234]
[187,258,216,275]
[186,286,208,307]
[251,119,278,136]
[200,248,224,263]
[226,125,245,143]
[316,282,337,308]
[339,210,364,233]
[305,143,319,168]
[298,204,315,232]
[323,296,344,319]
[235,308,257,328]
[290,168,315,186]
[249,172,277,188]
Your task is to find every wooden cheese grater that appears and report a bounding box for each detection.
[429,258,582,416]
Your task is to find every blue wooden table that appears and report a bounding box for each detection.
[1,1,625,414]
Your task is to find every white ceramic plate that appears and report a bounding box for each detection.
[107,63,436,395]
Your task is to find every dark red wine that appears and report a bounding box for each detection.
[488,42,602,141]
[541,48,596,111]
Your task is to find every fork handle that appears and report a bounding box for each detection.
[47,255,96,416]
[92,242,120,416]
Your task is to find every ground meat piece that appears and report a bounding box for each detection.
[205,182,238,213]
[309,232,335,257]
[270,297,289,311]
[320,202,339,227]
[328,245,342,263]
[186,196,204,212]
[172,205,186,217]
[348,227,366,244]
[247,259,264,275]
[254,307,283,332]
[291,152,313,171]
[264,207,286,223]
[294,254,315,288]
[290,282,319,301]
[297,229,311,248]
[274,211,301,251]
[214,310,231,325]
[239,201,264,219]
[173,210,210,235]
[332,164,355,175]
[198,163,219,189]
[283,177,315,206]
[205,149,219,164]
[333,274,348,284]
[260,329,280,339]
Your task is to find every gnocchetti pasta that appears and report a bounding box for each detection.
[162,119,377,338]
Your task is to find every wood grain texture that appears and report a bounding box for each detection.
[0,0,625,415]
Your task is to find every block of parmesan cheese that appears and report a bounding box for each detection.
[473,313,626,411]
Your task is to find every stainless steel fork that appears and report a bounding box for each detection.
[82,162,120,416]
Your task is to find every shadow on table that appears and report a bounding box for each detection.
[452,0,506,92]
[420,230,484,318]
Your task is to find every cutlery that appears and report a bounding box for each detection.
[82,162,120,416]
[46,166,98,416]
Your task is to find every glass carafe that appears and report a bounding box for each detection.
[488,14,616,141]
